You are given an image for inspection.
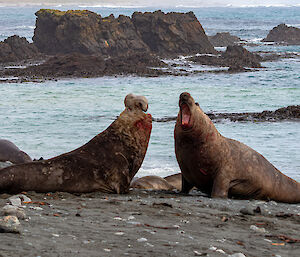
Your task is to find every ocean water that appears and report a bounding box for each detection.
[0,5,299,181]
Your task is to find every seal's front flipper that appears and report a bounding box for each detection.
[211,175,230,198]
[180,175,194,194]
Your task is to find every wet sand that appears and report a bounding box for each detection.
[1,190,300,257]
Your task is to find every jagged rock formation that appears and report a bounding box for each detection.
[188,45,262,69]
[208,32,241,47]
[32,9,216,57]
[262,24,300,45]
[0,35,41,63]
[131,10,216,56]
[33,10,148,56]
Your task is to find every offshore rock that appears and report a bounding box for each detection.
[262,24,300,45]
[189,45,262,68]
[33,9,149,56]
[33,9,216,57]
[0,35,41,63]
[3,52,166,78]
[208,32,241,47]
[132,10,216,57]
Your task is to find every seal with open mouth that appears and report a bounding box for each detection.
[174,92,300,203]
[0,93,152,194]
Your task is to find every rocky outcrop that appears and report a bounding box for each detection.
[153,105,300,123]
[3,52,166,78]
[189,45,262,69]
[262,24,300,45]
[32,9,216,57]
[33,9,149,56]
[208,32,241,47]
[131,10,216,56]
[0,35,41,63]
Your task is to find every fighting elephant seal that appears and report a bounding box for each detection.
[130,175,175,190]
[0,93,152,194]
[174,92,300,203]
[0,139,32,164]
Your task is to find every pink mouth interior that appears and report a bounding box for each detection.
[181,104,191,127]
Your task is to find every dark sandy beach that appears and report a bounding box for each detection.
[1,190,300,257]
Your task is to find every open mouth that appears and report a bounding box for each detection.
[180,103,191,129]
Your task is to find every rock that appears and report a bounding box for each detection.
[8,194,32,206]
[262,24,300,45]
[250,225,267,233]
[221,45,262,68]
[33,9,150,56]
[0,215,21,233]
[189,45,262,69]
[0,35,41,63]
[208,32,241,47]
[1,205,26,220]
[240,207,255,216]
[3,52,166,78]
[132,10,216,57]
[33,9,216,58]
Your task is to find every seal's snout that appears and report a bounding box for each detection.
[125,93,149,112]
[179,92,193,129]
[179,92,191,104]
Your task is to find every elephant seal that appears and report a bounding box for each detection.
[0,139,32,165]
[0,93,152,194]
[174,92,300,203]
[130,175,175,190]
[164,173,182,191]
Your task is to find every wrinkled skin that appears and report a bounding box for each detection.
[175,92,300,203]
[130,175,175,190]
[0,94,152,194]
[0,139,32,164]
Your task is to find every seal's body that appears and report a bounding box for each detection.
[0,94,152,194]
[0,139,32,165]
[164,173,182,191]
[175,92,300,203]
[130,175,175,190]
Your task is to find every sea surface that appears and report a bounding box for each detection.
[0,5,299,181]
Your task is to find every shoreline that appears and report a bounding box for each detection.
[1,190,300,256]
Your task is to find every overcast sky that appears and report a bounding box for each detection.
[0,0,299,7]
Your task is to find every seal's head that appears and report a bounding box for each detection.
[178,92,197,130]
[125,93,148,112]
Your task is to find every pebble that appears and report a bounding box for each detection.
[8,194,32,206]
[114,232,125,236]
[137,237,148,242]
[1,205,26,220]
[193,250,203,256]
[250,225,267,233]
[228,253,246,257]
[0,215,21,233]
[240,207,254,215]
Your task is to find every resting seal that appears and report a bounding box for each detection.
[174,92,300,203]
[164,173,182,191]
[0,139,32,165]
[130,175,175,190]
[0,93,152,194]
